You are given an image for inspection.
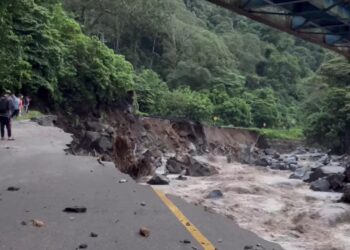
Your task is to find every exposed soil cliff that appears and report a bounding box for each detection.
[61,111,266,178]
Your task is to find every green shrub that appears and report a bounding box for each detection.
[304,88,350,151]
[215,98,252,127]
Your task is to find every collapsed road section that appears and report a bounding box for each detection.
[0,120,283,250]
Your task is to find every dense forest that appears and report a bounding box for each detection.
[0,0,349,152]
[63,0,326,128]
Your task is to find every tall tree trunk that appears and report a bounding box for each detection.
[115,38,120,52]
[150,38,156,69]
[133,40,138,66]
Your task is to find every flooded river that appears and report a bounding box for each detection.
[158,155,350,250]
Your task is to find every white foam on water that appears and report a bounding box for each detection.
[158,155,350,250]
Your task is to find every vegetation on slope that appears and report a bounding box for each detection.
[62,0,326,128]
[0,0,133,113]
[0,0,348,152]
[246,128,304,141]
[303,57,350,153]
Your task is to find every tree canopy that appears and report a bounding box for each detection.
[1,0,348,151]
[62,0,327,126]
[0,0,133,113]
[303,57,350,153]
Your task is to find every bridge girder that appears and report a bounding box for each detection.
[206,0,350,58]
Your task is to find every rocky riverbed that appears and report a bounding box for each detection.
[157,154,350,250]
[252,147,350,202]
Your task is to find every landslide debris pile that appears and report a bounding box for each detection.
[64,111,350,203]
[65,112,262,179]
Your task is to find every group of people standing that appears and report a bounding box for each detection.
[0,90,31,140]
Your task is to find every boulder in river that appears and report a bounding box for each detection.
[254,156,272,167]
[320,155,331,165]
[206,190,223,199]
[303,166,345,183]
[166,156,189,174]
[327,174,345,191]
[176,175,188,181]
[293,147,307,155]
[344,164,350,182]
[303,168,327,183]
[147,174,170,185]
[284,155,298,166]
[166,155,218,177]
[321,166,345,175]
[310,178,331,192]
[270,161,288,170]
[289,167,308,180]
[309,153,328,161]
[185,158,218,177]
[288,164,298,172]
[341,184,350,203]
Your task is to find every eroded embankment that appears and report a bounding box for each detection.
[60,111,350,250]
[65,111,265,178]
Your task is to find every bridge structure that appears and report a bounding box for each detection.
[207,0,350,58]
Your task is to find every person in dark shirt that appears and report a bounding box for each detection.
[24,96,30,114]
[0,90,14,140]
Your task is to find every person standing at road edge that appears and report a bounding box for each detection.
[11,93,20,118]
[24,96,30,114]
[0,90,14,140]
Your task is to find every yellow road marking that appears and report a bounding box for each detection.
[153,188,216,250]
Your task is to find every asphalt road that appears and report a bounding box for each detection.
[0,120,283,250]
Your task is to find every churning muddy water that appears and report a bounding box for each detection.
[158,155,350,250]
